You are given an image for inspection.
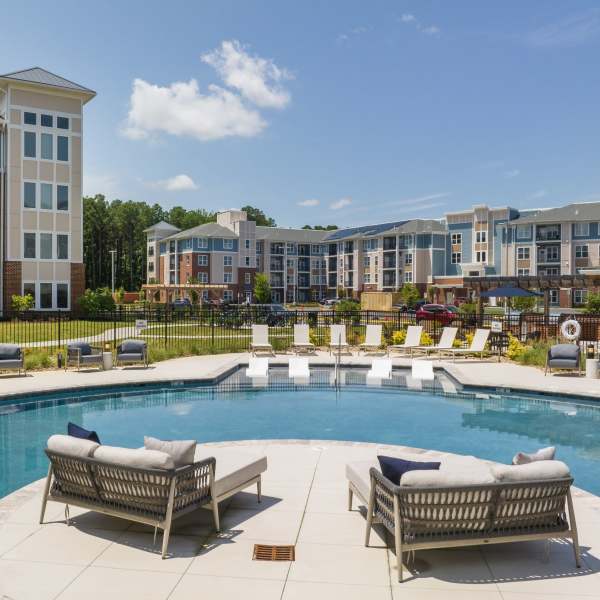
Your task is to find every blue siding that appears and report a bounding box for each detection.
[432,249,445,276]
[572,222,600,240]
[212,238,239,251]
[493,219,506,273]
[445,222,472,274]
[416,234,432,249]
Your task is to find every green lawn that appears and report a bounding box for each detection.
[0,319,115,344]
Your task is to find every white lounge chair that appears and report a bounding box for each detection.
[289,356,310,384]
[366,358,392,382]
[388,325,423,356]
[359,324,383,354]
[441,328,491,361]
[414,326,458,357]
[246,357,269,378]
[329,324,350,354]
[292,324,315,354]
[250,324,274,356]
[412,359,434,380]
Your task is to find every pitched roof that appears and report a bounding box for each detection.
[395,219,447,234]
[163,222,237,240]
[0,67,96,97]
[514,202,600,225]
[143,221,180,234]
[256,226,329,243]
[325,220,408,241]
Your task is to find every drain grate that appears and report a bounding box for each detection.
[253,544,295,561]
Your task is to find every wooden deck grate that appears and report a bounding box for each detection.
[253,544,295,561]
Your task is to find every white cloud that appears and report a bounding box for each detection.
[399,13,440,35]
[401,14,416,23]
[336,25,370,44]
[527,8,600,47]
[330,197,352,210]
[122,78,265,141]
[387,193,450,207]
[150,174,198,192]
[505,169,520,178]
[298,198,320,207]
[83,172,119,198]
[421,25,440,35]
[201,40,292,109]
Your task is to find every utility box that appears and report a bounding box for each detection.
[361,292,402,311]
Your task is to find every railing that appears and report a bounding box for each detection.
[1,307,599,356]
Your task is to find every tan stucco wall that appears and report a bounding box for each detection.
[23,160,37,179]
[11,88,82,115]
[39,162,53,181]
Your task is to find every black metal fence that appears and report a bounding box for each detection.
[0,307,598,354]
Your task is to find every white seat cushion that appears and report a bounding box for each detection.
[93,445,175,470]
[47,434,99,458]
[492,460,570,482]
[401,455,496,488]
[194,446,267,498]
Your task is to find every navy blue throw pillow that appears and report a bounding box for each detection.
[377,455,440,485]
[67,422,100,444]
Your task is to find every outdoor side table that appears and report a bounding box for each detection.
[586,358,599,379]
[102,352,113,370]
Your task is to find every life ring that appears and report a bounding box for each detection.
[561,319,581,341]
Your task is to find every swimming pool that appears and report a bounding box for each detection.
[1,367,600,498]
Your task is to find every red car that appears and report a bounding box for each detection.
[415,304,457,325]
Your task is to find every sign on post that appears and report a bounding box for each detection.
[135,319,148,333]
[491,320,502,333]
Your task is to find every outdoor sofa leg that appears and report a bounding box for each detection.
[209,465,220,532]
[393,494,403,582]
[365,476,376,547]
[348,486,353,511]
[39,464,53,524]
[161,478,177,559]
[567,490,582,568]
[257,477,262,503]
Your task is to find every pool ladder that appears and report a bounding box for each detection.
[334,333,342,391]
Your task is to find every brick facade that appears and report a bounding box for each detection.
[70,263,85,311]
[3,261,22,312]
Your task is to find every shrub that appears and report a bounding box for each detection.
[459,302,477,315]
[24,349,54,370]
[585,292,600,314]
[11,294,34,312]
[78,287,116,315]
[253,273,271,304]
[400,283,421,309]
[506,334,526,360]
[512,296,537,312]
[391,329,433,346]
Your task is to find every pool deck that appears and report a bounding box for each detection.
[0,351,599,401]
[2,440,600,600]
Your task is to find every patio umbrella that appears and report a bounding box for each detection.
[480,286,543,298]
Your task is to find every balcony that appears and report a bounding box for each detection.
[383,237,396,251]
[383,273,396,287]
[383,256,396,269]
[270,257,284,271]
[536,225,561,242]
[537,245,560,264]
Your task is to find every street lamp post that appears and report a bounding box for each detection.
[109,250,116,293]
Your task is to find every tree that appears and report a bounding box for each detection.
[78,288,116,315]
[585,292,600,314]
[241,205,276,227]
[400,283,421,309]
[512,296,537,312]
[254,273,272,303]
[302,224,338,231]
[11,294,34,312]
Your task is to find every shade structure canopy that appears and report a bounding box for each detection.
[480,286,543,298]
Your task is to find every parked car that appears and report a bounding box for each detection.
[395,299,427,313]
[415,303,458,325]
[171,298,192,310]
[320,298,340,307]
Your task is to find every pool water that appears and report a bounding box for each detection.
[2,369,600,498]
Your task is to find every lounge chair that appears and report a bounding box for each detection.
[0,344,25,375]
[289,356,310,383]
[366,358,392,382]
[346,454,580,582]
[359,324,383,355]
[250,324,274,356]
[412,359,434,380]
[388,325,423,356]
[292,324,315,354]
[545,344,582,376]
[116,339,148,367]
[414,326,458,356]
[441,328,490,361]
[65,342,103,371]
[329,324,350,354]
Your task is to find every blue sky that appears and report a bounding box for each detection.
[3,1,600,227]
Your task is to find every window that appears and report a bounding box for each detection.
[546,246,560,261]
[57,116,69,130]
[41,114,53,127]
[451,252,461,264]
[312,244,324,254]
[363,256,370,267]
[23,282,36,305]
[404,271,413,283]
[185,255,190,266]
[517,225,531,240]
[40,283,53,309]
[24,112,36,125]
[574,222,590,237]
[57,136,68,161]
[23,233,36,258]
[517,247,530,260]
[40,183,53,210]
[57,284,69,309]
[575,245,589,258]
[574,289,588,305]
[198,255,208,266]
[57,185,69,210]
[148,246,154,257]
[223,238,233,249]
[245,273,251,284]
[24,131,36,158]
[24,182,36,208]
[286,243,296,253]
[518,268,530,276]
[451,233,462,245]
[364,273,371,283]
[198,238,208,249]
[245,256,251,266]
[41,133,53,159]
[40,233,53,259]
[224,273,233,283]
[201,290,209,302]
[476,250,487,263]
[362,239,378,251]
[245,239,251,249]
[198,272,208,283]
[476,231,487,243]
[405,253,413,265]
[56,234,69,260]
[223,290,233,302]
[223,255,233,267]
[148,261,154,273]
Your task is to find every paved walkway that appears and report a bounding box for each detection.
[1,440,599,600]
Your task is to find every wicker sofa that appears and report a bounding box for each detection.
[41,436,267,558]
[0,344,25,375]
[347,454,580,582]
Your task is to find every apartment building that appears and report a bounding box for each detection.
[145,203,600,309]
[0,68,95,312]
